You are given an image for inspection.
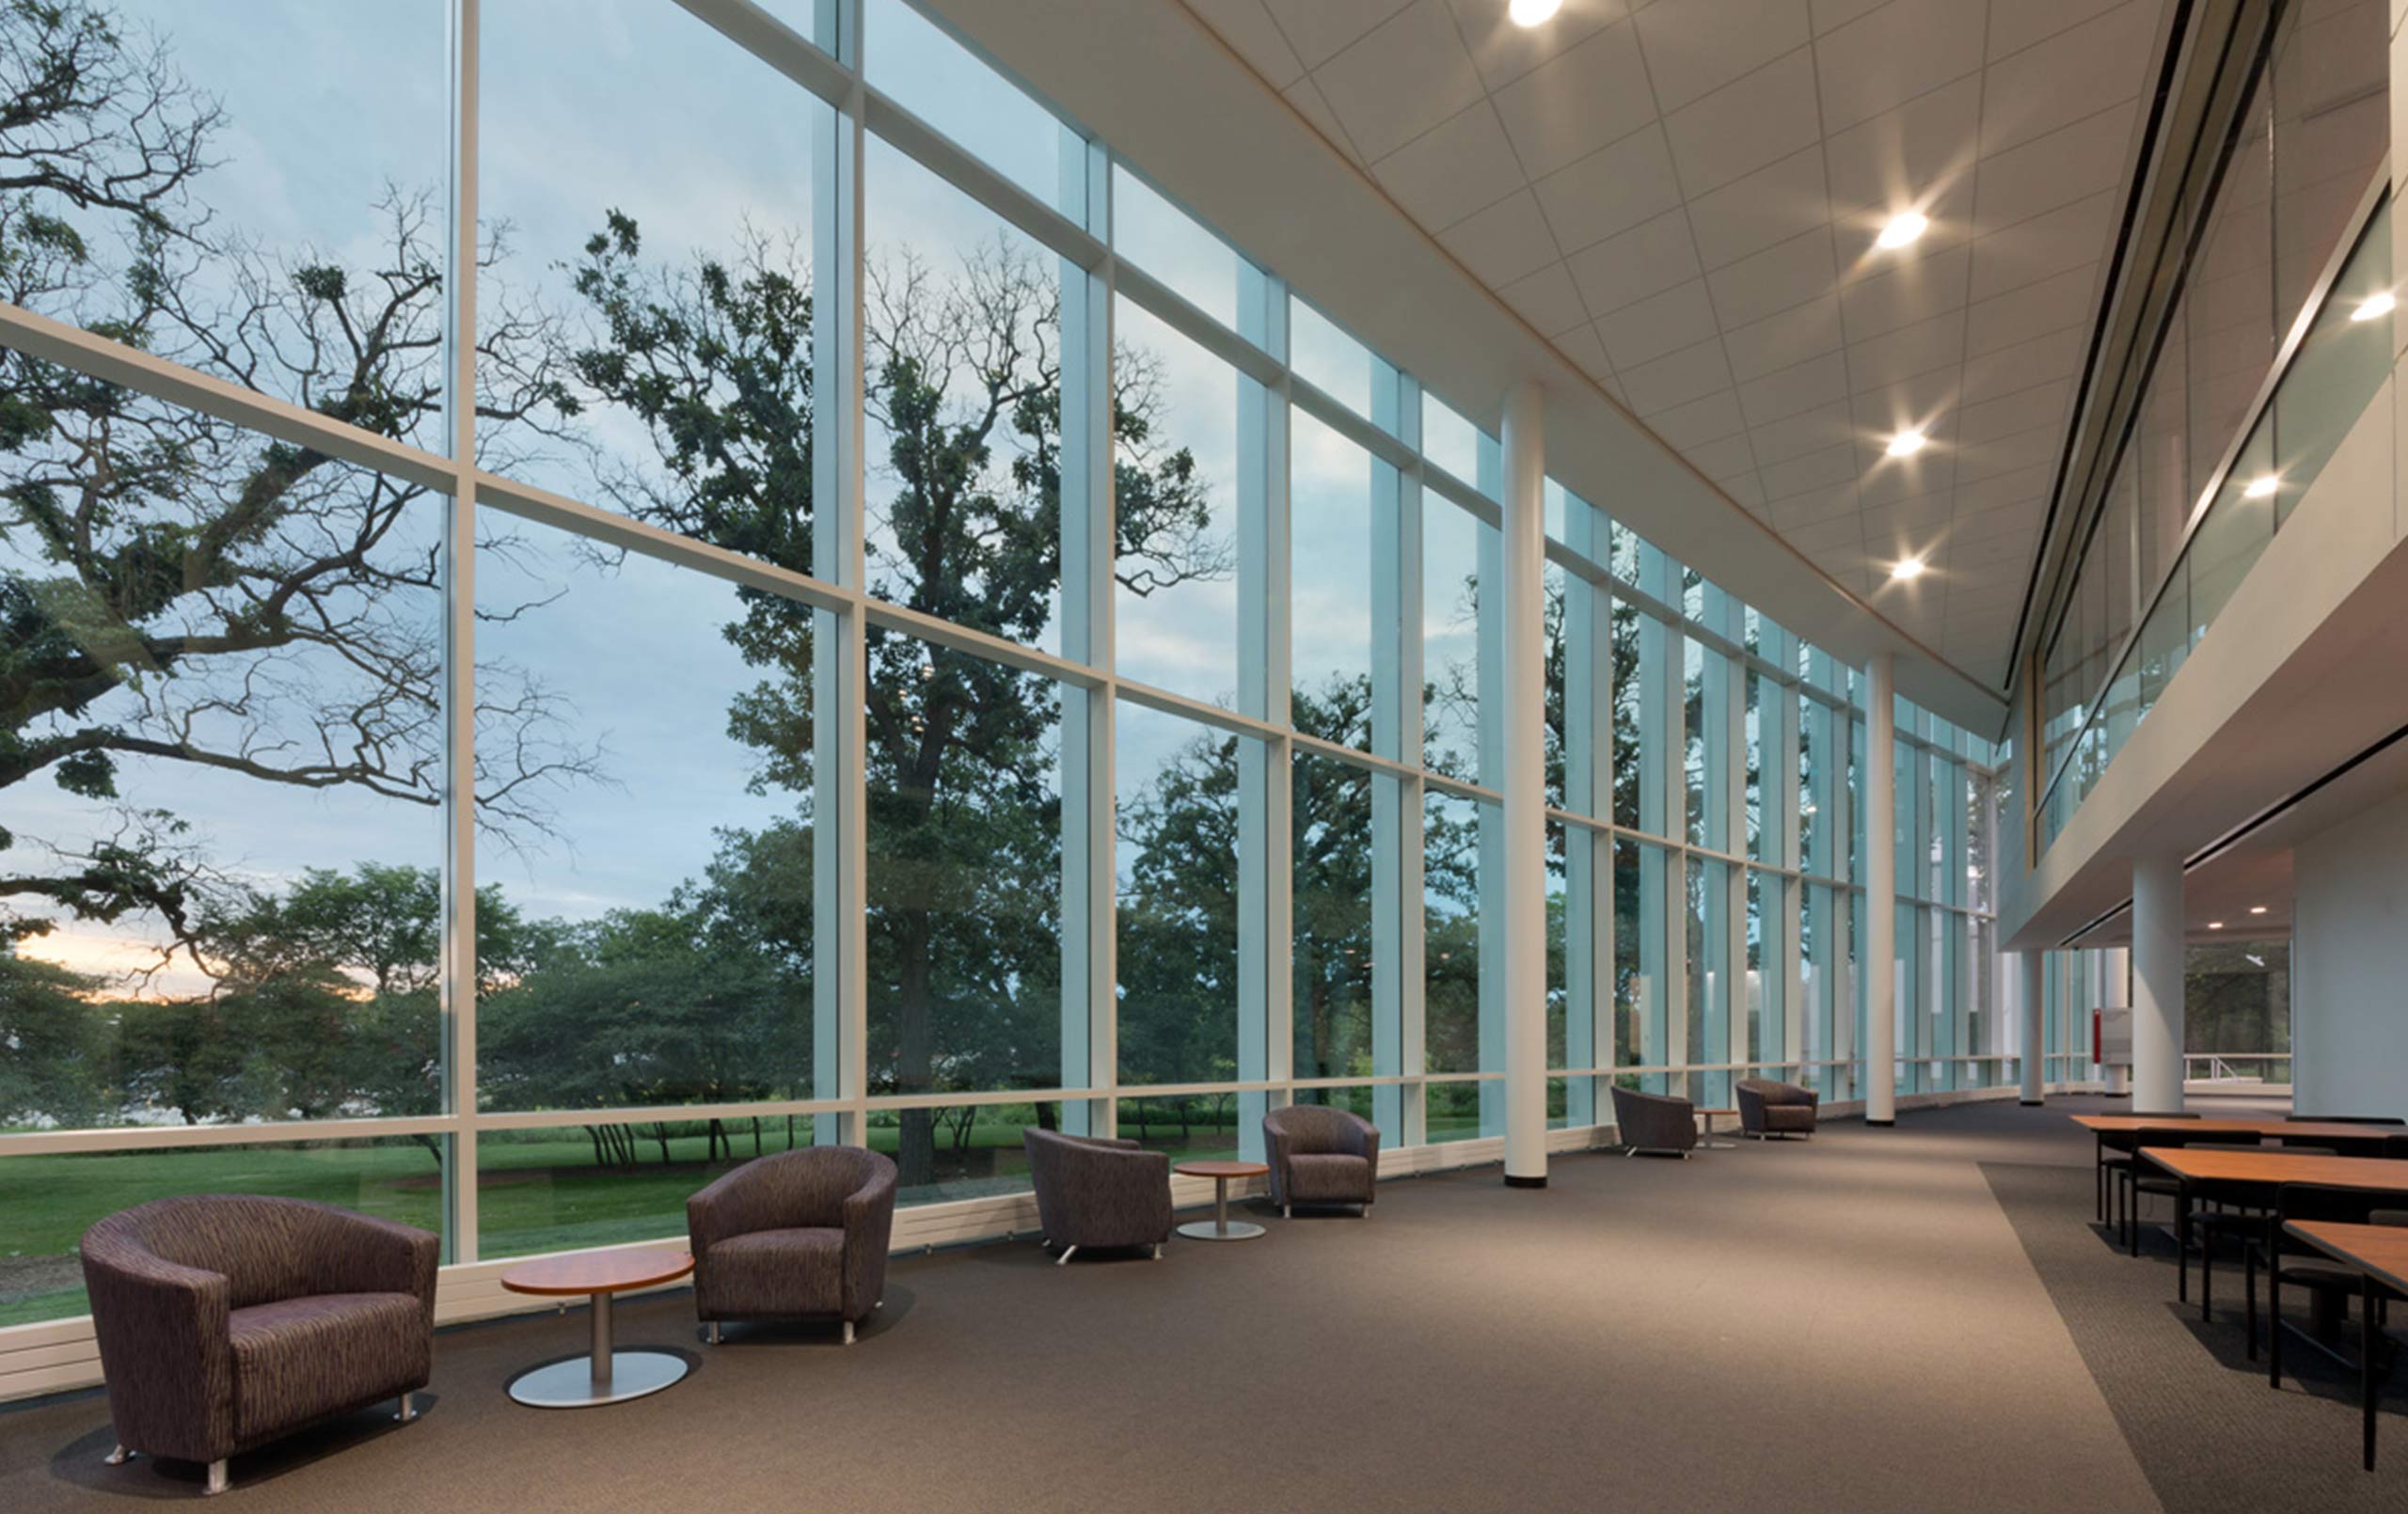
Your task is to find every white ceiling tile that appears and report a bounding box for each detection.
[1259,0,1418,68]
[1815,0,1987,133]
[1748,398,1854,465]
[1687,145,1830,271]
[1839,242,1970,342]
[1953,421,2059,483]
[1444,0,1631,89]
[1189,0,1307,87]
[1704,224,1837,326]
[1437,189,1563,287]
[1821,74,1984,219]
[1978,0,2160,156]
[1849,369,1958,434]
[1531,123,1686,251]
[1737,348,1849,426]
[1564,208,1702,314]
[1632,0,1814,112]
[1972,103,2136,235]
[1963,261,2098,355]
[1662,47,1821,193]
[1858,444,1954,509]
[1621,336,1736,414]
[1723,471,1770,508]
[1552,321,1619,382]
[1847,310,1965,392]
[1967,192,2113,301]
[1952,461,2052,513]
[1598,277,1721,367]
[1768,480,1860,528]
[1491,21,1658,179]
[1497,260,1592,335]
[1987,0,2133,59]
[1956,379,2071,446]
[1647,387,1751,449]
[1959,325,2083,403]
[1282,76,1365,164]
[1373,103,1529,230]
[1781,502,1866,550]
[1720,292,1844,382]
[1809,0,1891,33]
[1688,432,1763,481]
[1312,0,1489,160]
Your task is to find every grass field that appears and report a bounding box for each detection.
[0,1093,1510,1329]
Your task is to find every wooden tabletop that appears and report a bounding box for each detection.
[2286,1221,2408,1300]
[499,1247,695,1298]
[1694,1108,1739,1117]
[2069,1115,2399,1143]
[2142,1148,2408,1191]
[1174,1159,1269,1179]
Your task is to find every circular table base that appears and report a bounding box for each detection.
[508,1348,688,1409]
[1177,1219,1266,1241]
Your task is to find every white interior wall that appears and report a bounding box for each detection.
[2292,787,2408,1119]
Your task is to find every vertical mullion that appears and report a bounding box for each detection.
[812,11,867,1146]
[1564,498,1609,1126]
[1058,137,1114,1137]
[1474,433,1507,1138]
[441,0,482,1266]
[1236,270,1289,1159]
[1372,373,1418,1143]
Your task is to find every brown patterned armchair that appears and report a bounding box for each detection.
[1262,1105,1380,1216]
[1023,1128,1173,1263]
[1736,1078,1819,1138]
[80,1195,438,1497]
[687,1146,897,1344]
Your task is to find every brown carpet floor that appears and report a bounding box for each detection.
[12,1096,2352,1513]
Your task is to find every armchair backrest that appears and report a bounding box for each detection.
[85,1195,363,1310]
[1263,1103,1370,1155]
[702,1146,897,1234]
[1736,1078,1809,1105]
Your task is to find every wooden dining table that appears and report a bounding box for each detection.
[2138,1148,2408,1307]
[2068,1114,2400,1144]
[2283,1221,2408,1471]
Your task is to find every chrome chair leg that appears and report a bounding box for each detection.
[103,1445,132,1466]
[205,1459,229,1497]
[1281,1205,1291,1219]
[1151,1243,1164,1260]
[394,1392,417,1423]
[706,1321,722,1346]
[1054,1244,1078,1267]
[843,1319,856,1346]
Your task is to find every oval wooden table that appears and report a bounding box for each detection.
[498,1247,695,1409]
[1174,1159,1271,1241]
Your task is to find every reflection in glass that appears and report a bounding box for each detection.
[1113,298,1241,702]
[1292,752,1374,1080]
[1117,703,1240,1089]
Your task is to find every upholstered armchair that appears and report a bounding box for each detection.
[687,1146,897,1344]
[1022,1128,1173,1264]
[80,1195,438,1497]
[1611,1085,1698,1158]
[1736,1078,1819,1139]
[1262,1105,1380,1217]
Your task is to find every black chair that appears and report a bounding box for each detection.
[2287,1115,2407,1126]
[2097,1111,2199,1224]
[2255,1183,2408,1470]
[2387,1133,2408,1162]
[2121,1126,2200,1258]
[2184,1142,2271,1322]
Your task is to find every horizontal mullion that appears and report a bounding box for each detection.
[471,1098,848,1131]
[861,90,1105,274]
[0,1115,457,1157]
[862,1086,1102,1112]
[1287,375,1417,474]
[861,594,1107,690]
[1112,259,1283,389]
[1420,462,1499,528]
[672,0,852,107]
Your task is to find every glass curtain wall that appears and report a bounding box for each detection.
[0,0,2005,1330]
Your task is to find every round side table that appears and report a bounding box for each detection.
[498,1247,694,1408]
[1173,1159,1271,1240]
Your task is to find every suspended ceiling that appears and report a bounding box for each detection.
[1180,0,2172,691]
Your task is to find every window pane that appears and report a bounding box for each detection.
[874,1102,1042,1206]
[1421,392,1483,490]
[1426,1080,1488,1143]
[484,1,819,565]
[1424,497,1486,777]
[1291,407,1375,746]
[868,132,1070,653]
[3,1138,445,1325]
[1113,166,1244,332]
[1119,1094,1243,1160]
[1117,703,1240,1090]
[7,1,447,413]
[1292,752,1374,1080]
[474,517,813,1112]
[1424,791,1481,1073]
[1289,298,1377,418]
[482,1121,784,1259]
[3,403,440,1128]
[864,0,1075,213]
[1114,297,1241,703]
[865,632,1062,1106]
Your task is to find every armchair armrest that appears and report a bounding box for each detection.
[310,1209,439,1312]
[688,1161,777,1256]
[80,1243,234,1463]
[840,1161,898,1317]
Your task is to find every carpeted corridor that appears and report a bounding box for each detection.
[5,1096,2400,1512]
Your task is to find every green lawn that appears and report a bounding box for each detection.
[0,1107,1255,1328]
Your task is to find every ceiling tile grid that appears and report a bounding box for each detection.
[1187,0,2171,689]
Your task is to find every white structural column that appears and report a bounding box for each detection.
[2020,950,2045,1105]
[1499,381,1547,1186]
[1862,654,1897,1126]
[2131,859,2185,1112]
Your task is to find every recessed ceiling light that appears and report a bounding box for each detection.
[2352,291,2395,323]
[2248,906,2267,915]
[1886,429,1928,458]
[1890,556,1926,582]
[2242,474,2279,499]
[1508,0,1562,25]
[1876,211,1929,250]
[2208,921,2225,930]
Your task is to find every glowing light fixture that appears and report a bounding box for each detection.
[2242,474,2279,499]
[1875,211,1929,250]
[2248,906,2267,915]
[1886,429,1928,459]
[2352,291,2395,323]
[2208,921,2225,930]
[1890,556,1926,583]
[1509,0,1562,25]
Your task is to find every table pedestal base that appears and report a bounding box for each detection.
[508,1288,688,1408]
[1177,1219,1265,1241]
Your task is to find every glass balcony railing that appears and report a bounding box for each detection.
[2038,193,2393,850]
